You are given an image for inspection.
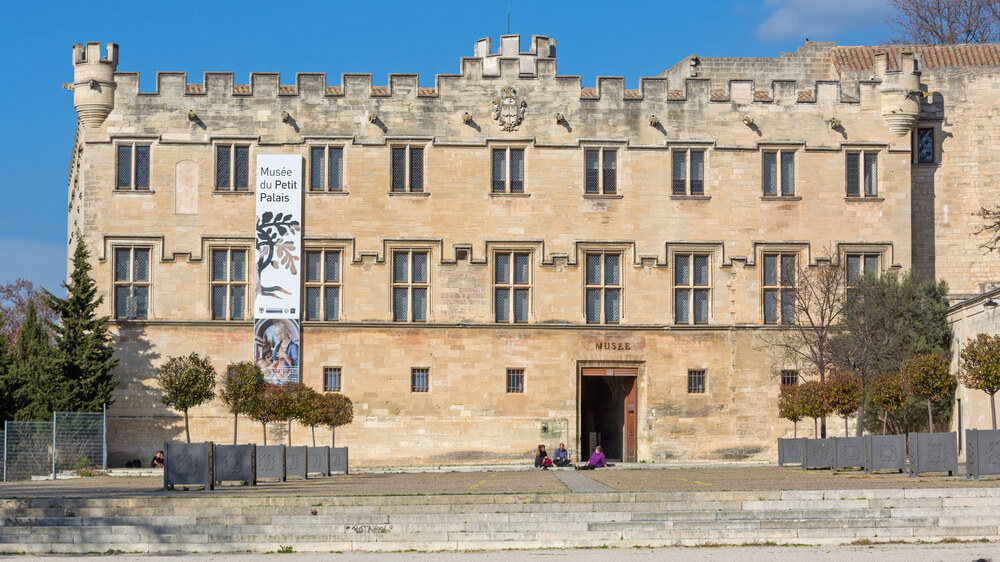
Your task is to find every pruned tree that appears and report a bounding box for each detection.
[901,353,954,432]
[959,333,1000,429]
[884,0,1000,44]
[219,361,265,444]
[324,392,354,447]
[156,353,217,442]
[777,383,803,438]
[826,370,864,436]
[759,253,846,438]
[796,380,830,438]
[281,383,313,446]
[46,238,119,413]
[870,372,907,434]
[248,383,286,445]
[0,278,58,348]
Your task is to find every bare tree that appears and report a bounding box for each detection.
[885,0,1000,44]
[759,253,846,438]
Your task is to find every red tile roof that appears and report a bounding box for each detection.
[325,86,343,95]
[185,84,205,94]
[832,44,1000,72]
[418,87,437,96]
[278,85,295,94]
[580,87,598,99]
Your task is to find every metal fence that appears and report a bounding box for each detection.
[2,408,106,482]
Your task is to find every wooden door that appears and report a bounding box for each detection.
[624,376,637,462]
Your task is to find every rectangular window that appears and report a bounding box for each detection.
[674,254,710,324]
[491,148,525,193]
[391,146,424,192]
[116,144,150,190]
[411,368,429,393]
[210,248,247,320]
[780,370,799,386]
[310,146,344,191]
[304,249,342,321]
[506,368,524,393]
[916,128,934,164]
[585,252,622,324]
[687,370,706,394]
[846,152,878,197]
[323,367,342,392]
[584,148,617,194]
[392,250,429,322]
[114,247,150,319]
[763,253,796,324]
[494,251,530,323]
[846,253,880,288]
[672,150,705,195]
[763,150,794,196]
[216,144,250,191]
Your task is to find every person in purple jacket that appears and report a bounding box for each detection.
[575,446,606,470]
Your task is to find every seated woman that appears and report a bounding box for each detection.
[534,444,552,469]
[575,446,606,470]
[553,443,570,467]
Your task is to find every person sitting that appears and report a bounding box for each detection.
[553,443,570,467]
[575,446,606,470]
[534,444,552,469]
[151,450,165,468]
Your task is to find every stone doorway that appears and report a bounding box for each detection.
[580,368,638,462]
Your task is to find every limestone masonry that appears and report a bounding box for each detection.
[65,36,1000,466]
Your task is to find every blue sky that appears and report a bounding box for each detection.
[0,0,892,293]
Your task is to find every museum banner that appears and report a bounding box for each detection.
[254,154,301,384]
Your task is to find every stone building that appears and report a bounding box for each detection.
[65,36,1000,466]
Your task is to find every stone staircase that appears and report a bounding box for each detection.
[1,488,999,553]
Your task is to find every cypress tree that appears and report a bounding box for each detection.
[46,238,119,412]
[8,301,60,420]
[0,313,11,420]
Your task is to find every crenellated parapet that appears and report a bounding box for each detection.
[69,42,118,128]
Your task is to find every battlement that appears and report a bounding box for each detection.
[473,34,556,77]
[73,42,118,67]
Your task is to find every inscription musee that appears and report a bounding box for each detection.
[595,341,632,350]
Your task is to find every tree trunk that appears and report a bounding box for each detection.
[813,418,818,437]
[927,399,934,433]
[184,409,190,443]
[882,411,888,435]
[844,415,849,437]
[262,423,268,446]
[793,421,797,439]
[854,401,865,437]
[991,393,997,431]
[311,426,316,447]
[233,413,238,445]
[331,427,336,448]
[820,417,826,438]
[287,420,292,446]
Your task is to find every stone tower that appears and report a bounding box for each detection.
[71,42,118,128]
[875,51,922,136]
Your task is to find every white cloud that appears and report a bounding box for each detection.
[0,237,67,294]
[756,0,890,42]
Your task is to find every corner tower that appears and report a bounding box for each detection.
[71,42,118,128]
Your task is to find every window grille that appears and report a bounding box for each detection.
[781,370,799,386]
[411,368,429,392]
[324,367,342,392]
[116,144,150,190]
[916,128,934,164]
[675,254,710,324]
[688,370,706,393]
[391,146,424,192]
[585,148,617,194]
[114,247,150,319]
[495,252,530,323]
[763,253,796,324]
[311,147,344,191]
[847,152,879,197]
[393,251,429,322]
[763,150,795,196]
[304,250,342,321]
[585,252,622,324]
[215,144,250,191]
[506,369,524,393]
[210,249,247,320]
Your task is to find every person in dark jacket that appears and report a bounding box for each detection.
[534,444,551,469]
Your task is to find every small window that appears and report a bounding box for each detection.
[687,370,706,394]
[763,253,796,324]
[846,152,878,197]
[391,145,424,192]
[506,369,524,393]
[216,144,250,191]
[210,248,247,320]
[310,146,344,191]
[763,150,794,196]
[495,251,531,323]
[116,143,150,190]
[585,252,622,324]
[780,370,799,386]
[674,254,710,325]
[114,247,150,319]
[491,148,525,193]
[304,249,342,321]
[846,253,880,286]
[916,128,934,164]
[323,367,342,392]
[392,250,429,322]
[672,150,704,195]
[411,368,429,392]
[585,148,617,194]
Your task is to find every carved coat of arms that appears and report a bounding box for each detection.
[491,86,526,131]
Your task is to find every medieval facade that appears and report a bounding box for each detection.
[65,36,1000,465]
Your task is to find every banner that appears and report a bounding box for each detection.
[254,154,301,384]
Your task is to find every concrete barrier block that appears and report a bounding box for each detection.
[255,445,285,481]
[214,444,256,485]
[777,438,802,466]
[800,438,832,469]
[966,429,1000,480]
[909,432,957,476]
[831,436,865,470]
[286,446,308,479]
[307,446,330,476]
[164,442,213,490]
[865,434,906,473]
[331,447,349,474]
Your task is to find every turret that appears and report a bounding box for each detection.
[71,42,118,128]
[874,51,922,136]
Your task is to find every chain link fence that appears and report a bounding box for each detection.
[2,409,106,482]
